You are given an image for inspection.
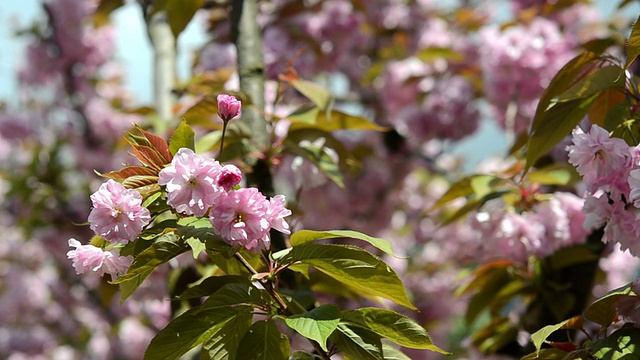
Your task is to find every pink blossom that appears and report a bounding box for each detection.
[158,148,224,216]
[494,212,545,262]
[88,179,151,244]
[209,188,291,253]
[628,169,640,207]
[217,94,241,122]
[267,195,293,234]
[582,193,612,231]
[216,164,243,191]
[604,202,640,256]
[567,125,630,196]
[479,17,575,133]
[67,238,132,278]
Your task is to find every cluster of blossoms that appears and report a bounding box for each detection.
[67,179,148,278]
[468,192,590,262]
[567,124,640,256]
[69,95,292,277]
[478,17,576,134]
[161,148,291,252]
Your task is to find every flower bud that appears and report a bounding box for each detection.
[217,93,241,122]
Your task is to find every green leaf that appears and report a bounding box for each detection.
[330,323,383,360]
[177,216,231,256]
[200,308,253,360]
[415,47,464,62]
[340,308,449,354]
[176,275,250,300]
[144,305,252,360]
[381,343,412,360]
[290,229,404,258]
[592,325,640,359]
[186,238,206,259]
[526,95,599,170]
[431,174,505,210]
[290,79,333,112]
[289,109,387,132]
[530,318,572,354]
[527,163,578,186]
[93,0,124,26]
[152,0,204,39]
[530,52,599,133]
[584,282,634,327]
[236,320,290,360]
[114,233,187,302]
[521,348,569,360]
[626,15,640,68]
[169,120,196,155]
[282,304,341,352]
[554,66,625,103]
[287,244,416,310]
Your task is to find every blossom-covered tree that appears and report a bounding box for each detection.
[3,0,640,359]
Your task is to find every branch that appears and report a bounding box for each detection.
[234,253,331,360]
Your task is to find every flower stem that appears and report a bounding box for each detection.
[233,252,331,359]
[219,120,229,157]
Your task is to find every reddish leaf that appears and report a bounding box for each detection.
[546,341,578,353]
[588,88,627,127]
[97,166,158,180]
[135,125,173,163]
[123,175,160,190]
[130,145,166,171]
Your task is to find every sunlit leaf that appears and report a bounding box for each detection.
[626,14,640,68]
[531,318,572,354]
[169,120,196,155]
[584,282,635,327]
[290,229,403,258]
[287,244,416,310]
[341,308,449,354]
[330,323,383,360]
[554,66,625,103]
[290,79,333,111]
[527,163,579,186]
[526,95,599,170]
[282,304,341,351]
[592,326,640,359]
[530,52,599,133]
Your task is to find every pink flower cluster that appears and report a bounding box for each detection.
[159,148,291,252]
[209,189,291,252]
[470,192,590,262]
[478,17,575,134]
[67,179,150,278]
[567,125,640,256]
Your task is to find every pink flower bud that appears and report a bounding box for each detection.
[217,94,241,122]
[217,164,243,191]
